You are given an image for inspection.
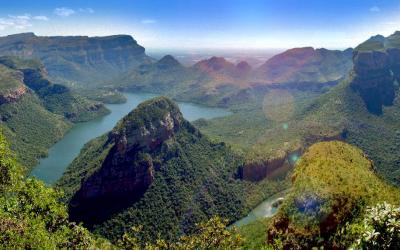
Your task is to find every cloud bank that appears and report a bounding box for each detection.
[54,7,76,17]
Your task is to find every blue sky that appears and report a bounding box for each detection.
[1,0,400,50]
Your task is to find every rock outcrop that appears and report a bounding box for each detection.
[0,85,27,104]
[350,32,400,114]
[64,97,244,239]
[69,97,192,224]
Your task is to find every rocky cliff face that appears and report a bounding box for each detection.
[0,85,27,104]
[0,56,108,121]
[69,97,189,224]
[0,33,152,86]
[240,129,347,182]
[351,50,395,114]
[350,32,400,114]
[64,97,245,240]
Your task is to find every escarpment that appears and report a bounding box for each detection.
[65,97,245,237]
[0,85,27,104]
[69,98,184,224]
[0,33,153,86]
[350,32,400,114]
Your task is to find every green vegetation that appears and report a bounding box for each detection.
[267,141,400,249]
[0,64,24,96]
[117,216,242,250]
[37,84,110,122]
[0,93,70,169]
[0,131,97,249]
[344,202,400,249]
[1,129,246,249]
[0,56,110,169]
[59,97,249,243]
[79,88,127,104]
[238,219,271,249]
[57,97,289,246]
[0,55,110,122]
[199,69,400,186]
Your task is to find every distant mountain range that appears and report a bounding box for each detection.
[117,47,353,107]
[255,47,353,84]
[0,33,153,87]
[0,33,354,107]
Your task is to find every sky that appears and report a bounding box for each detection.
[1,0,400,50]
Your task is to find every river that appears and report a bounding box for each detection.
[30,92,232,184]
[233,190,287,227]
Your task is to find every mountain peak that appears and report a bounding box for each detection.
[208,56,231,67]
[112,97,184,151]
[193,56,234,72]
[157,55,181,67]
[236,61,251,70]
[7,32,36,38]
[2,32,36,42]
[282,47,315,56]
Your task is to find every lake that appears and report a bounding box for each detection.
[233,190,287,227]
[30,92,231,184]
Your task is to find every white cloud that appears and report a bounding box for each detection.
[370,6,381,12]
[0,15,32,30]
[79,8,95,14]
[141,19,157,24]
[14,14,30,20]
[54,7,75,17]
[33,15,49,21]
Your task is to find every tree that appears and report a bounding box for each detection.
[118,216,242,250]
[351,202,400,249]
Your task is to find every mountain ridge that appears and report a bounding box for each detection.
[59,96,247,242]
[0,33,153,87]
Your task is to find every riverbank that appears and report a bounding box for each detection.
[30,92,231,184]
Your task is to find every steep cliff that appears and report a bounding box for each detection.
[0,33,153,86]
[0,64,27,104]
[350,32,400,114]
[0,56,108,168]
[0,56,109,122]
[59,97,245,242]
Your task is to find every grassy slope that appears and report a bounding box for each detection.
[267,141,400,248]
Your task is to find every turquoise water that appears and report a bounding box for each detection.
[30,92,231,184]
[233,191,287,227]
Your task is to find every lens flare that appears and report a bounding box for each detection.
[262,89,294,122]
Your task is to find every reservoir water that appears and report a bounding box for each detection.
[233,190,287,227]
[30,92,231,184]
